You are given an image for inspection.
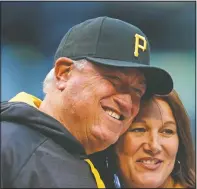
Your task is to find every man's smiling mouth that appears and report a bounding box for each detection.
[104,108,124,121]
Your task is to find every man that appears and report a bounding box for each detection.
[1,17,173,188]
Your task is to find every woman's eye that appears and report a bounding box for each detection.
[161,129,174,135]
[130,128,146,133]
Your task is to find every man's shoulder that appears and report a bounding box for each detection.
[1,120,47,151]
[1,121,97,188]
[1,120,48,187]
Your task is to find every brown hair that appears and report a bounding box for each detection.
[159,89,195,188]
[90,89,195,188]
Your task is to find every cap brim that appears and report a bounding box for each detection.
[86,57,173,95]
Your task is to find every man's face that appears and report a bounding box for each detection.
[58,61,146,153]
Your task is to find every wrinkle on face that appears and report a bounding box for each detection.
[93,64,146,92]
[55,60,147,154]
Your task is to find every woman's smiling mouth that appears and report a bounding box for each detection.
[136,157,163,170]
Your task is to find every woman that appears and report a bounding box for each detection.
[90,90,195,188]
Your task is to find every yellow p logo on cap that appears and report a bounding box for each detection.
[134,34,147,57]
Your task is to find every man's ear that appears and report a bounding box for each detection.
[54,57,73,90]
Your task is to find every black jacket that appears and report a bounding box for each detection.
[1,100,100,188]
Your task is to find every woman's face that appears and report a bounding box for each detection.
[115,97,179,188]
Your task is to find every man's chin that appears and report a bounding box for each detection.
[91,126,120,150]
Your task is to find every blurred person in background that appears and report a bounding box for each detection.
[1,17,173,188]
[91,89,195,188]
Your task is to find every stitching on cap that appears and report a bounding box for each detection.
[95,17,107,56]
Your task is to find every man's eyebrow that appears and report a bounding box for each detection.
[131,79,146,87]
[102,68,147,85]
[139,79,146,85]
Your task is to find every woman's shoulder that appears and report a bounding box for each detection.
[167,177,185,188]
[173,182,185,188]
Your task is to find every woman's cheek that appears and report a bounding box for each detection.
[117,133,141,156]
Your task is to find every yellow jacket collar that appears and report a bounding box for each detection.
[9,92,42,108]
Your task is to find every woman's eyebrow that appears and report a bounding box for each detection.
[132,120,147,125]
[163,121,177,127]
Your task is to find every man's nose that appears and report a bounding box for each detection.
[144,133,162,155]
[113,94,132,118]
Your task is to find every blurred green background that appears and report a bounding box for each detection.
[1,2,196,141]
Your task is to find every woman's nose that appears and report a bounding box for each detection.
[143,133,162,155]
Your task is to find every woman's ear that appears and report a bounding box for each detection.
[54,57,73,90]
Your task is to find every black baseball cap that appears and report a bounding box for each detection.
[55,16,173,95]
